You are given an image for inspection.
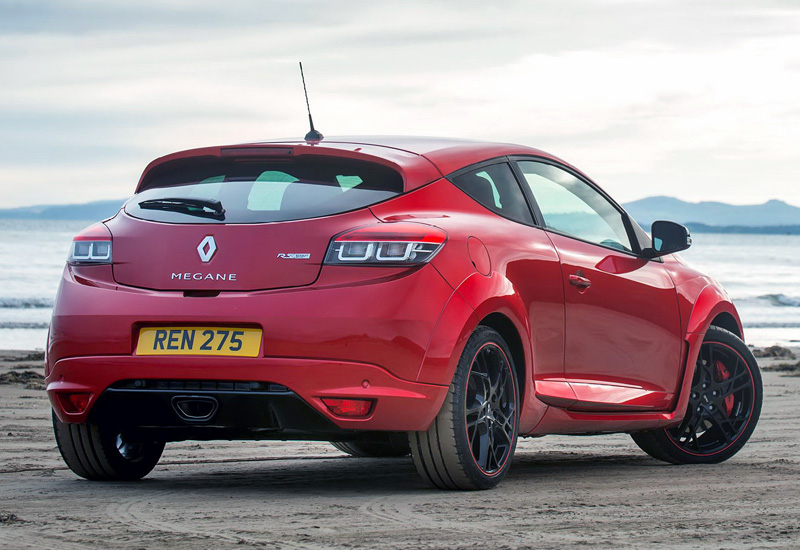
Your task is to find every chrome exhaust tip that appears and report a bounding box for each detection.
[171,395,219,422]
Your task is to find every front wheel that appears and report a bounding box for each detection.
[53,412,165,480]
[632,326,762,464]
[408,326,519,490]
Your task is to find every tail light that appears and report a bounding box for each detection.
[324,222,446,266]
[68,223,112,265]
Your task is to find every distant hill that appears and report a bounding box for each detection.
[682,223,800,235]
[0,199,127,221]
[0,196,798,233]
[623,196,800,227]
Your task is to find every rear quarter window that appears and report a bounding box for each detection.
[450,163,534,224]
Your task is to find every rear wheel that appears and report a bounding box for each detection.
[632,326,762,464]
[52,412,165,480]
[330,434,410,457]
[408,326,519,490]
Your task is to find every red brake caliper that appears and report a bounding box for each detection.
[715,361,734,415]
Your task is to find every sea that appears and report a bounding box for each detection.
[0,219,798,350]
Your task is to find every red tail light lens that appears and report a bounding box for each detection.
[68,223,112,265]
[58,392,92,414]
[324,222,446,266]
[321,398,374,417]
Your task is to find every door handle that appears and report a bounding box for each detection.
[568,273,592,289]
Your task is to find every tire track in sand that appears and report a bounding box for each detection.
[105,492,320,549]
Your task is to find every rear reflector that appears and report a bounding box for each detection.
[321,398,374,418]
[58,393,92,414]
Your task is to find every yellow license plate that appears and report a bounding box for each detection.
[137,327,262,357]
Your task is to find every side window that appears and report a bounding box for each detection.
[451,163,533,224]
[517,161,632,252]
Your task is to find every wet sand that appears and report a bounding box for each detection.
[1,348,798,549]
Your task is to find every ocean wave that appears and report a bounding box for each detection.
[742,322,800,329]
[0,298,53,309]
[0,322,50,329]
[735,294,800,307]
[756,294,800,307]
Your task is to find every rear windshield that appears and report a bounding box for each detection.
[126,156,403,224]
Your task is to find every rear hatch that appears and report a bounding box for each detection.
[107,153,404,291]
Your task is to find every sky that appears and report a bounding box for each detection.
[1,0,799,208]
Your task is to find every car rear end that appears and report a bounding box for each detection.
[46,143,454,447]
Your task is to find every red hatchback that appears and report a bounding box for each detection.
[47,137,762,490]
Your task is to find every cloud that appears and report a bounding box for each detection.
[0,0,799,206]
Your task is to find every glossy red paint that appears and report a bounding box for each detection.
[108,208,379,291]
[47,136,742,444]
[547,232,683,411]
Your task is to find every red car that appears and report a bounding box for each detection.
[47,137,762,490]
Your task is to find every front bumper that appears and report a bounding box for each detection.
[47,354,449,434]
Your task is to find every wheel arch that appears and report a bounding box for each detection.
[666,284,745,429]
[416,272,532,394]
[476,312,527,405]
[455,273,532,402]
[708,311,742,339]
[685,284,743,338]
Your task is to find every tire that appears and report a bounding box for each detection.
[331,434,410,457]
[52,411,165,480]
[408,326,519,490]
[632,326,762,464]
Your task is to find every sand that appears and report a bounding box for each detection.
[0,348,798,549]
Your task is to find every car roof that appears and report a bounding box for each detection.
[136,136,573,193]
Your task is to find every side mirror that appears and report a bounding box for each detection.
[643,220,692,258]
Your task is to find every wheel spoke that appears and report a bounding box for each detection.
[464,342,517,474]
[495,421,513,443]
[673,410,694,437]
[720,371,751,396]
[706,409,733,444]
[491,362,507,395]
[490,434,507,468]
[688,424,701,452]
[466,396,484,415]
[688,411,707,439]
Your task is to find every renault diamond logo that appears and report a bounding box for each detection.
[197,236,217,263]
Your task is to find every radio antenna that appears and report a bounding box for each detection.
[299,62,323,142]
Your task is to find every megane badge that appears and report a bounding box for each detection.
[197,236,217,263]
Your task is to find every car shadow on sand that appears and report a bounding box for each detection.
[54,450,671,497]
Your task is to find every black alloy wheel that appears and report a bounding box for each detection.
[666,339,755,455]
[632,326,762,464]
[409,326,519,490]
[465,342,517,475]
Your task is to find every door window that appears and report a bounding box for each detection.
[517,161,632,252]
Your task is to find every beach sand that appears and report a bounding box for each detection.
[1,347,798,549]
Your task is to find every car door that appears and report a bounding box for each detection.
[447,161,567,402]
[513,159,683,411]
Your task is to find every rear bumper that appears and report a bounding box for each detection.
[47,355,449,434]
[48,262,460,385]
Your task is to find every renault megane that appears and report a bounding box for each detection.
[47,136,762,490]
